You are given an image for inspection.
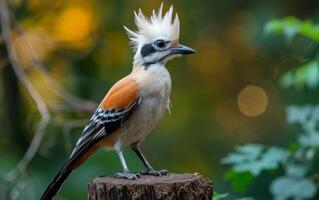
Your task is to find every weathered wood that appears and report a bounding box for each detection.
[88,173,213,200]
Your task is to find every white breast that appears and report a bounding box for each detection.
[134,63,172,100]
[116,64,172,147]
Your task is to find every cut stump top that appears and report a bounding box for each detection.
[88,173,213,200]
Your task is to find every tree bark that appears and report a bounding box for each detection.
[88,173,213,200]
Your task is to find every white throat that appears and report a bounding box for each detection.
[131,63,172,100]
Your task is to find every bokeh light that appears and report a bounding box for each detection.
[237,85,268,117]
[54,7,94,44]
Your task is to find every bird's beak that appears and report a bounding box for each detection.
[170,44,196,55]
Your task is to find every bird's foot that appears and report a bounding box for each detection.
[114,172,141,180]
[139,168,169,176]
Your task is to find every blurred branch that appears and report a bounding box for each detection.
[0,0,51,182]
[51,117,89,153]
[10,180,27,200]
[61,119,88,153]
[11,17,96,112]
[0,0,97,182]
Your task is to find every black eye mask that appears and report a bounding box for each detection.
[141,43,156,57]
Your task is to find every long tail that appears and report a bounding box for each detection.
[40,161,74,200]
[40,131,102,200]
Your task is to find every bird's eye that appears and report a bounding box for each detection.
[154,40,166,49]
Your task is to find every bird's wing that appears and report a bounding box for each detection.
[70,76,141,157]
[40,77,141,200]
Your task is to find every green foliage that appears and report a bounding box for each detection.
[270,176,316,200]
[213,192,229,200]
[223,105,319,199]
[264,17,319,42]
[223,16,319,200]
[280,60,319,90]
[222,144,288,176]
[224,171,254,193]
[287,105,319,149]
[265,17,319,90]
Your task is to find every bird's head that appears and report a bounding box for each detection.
[124,4,195,67]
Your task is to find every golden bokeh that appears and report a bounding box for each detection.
[12,31,56,68]
[237,85,268,117]
[54,7,94,44]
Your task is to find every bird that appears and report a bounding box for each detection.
[40,3,195,200]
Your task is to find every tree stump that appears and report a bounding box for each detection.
[88,173,213,200]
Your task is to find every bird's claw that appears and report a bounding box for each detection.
[139,169,169,176]
[114,172,140,180]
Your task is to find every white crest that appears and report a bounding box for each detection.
[124,3,180,50]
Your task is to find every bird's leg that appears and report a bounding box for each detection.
[115,149,140,180]
[131,143,169,176]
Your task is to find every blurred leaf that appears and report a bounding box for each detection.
[270,176,316,200]
[286,105,319,125]
[286,164,307,178]
[305,149,316,160]
[225,170,254,193]
[298,134,313,148]
[264,17,319,42]
[222,144,263,165]
[287,143,299,152]
[279,72,294,89]
[213,192,229,200]
[223,145,288,176]
[305,61,319,88]
[297,133,319,151]
[280,60,319,90]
